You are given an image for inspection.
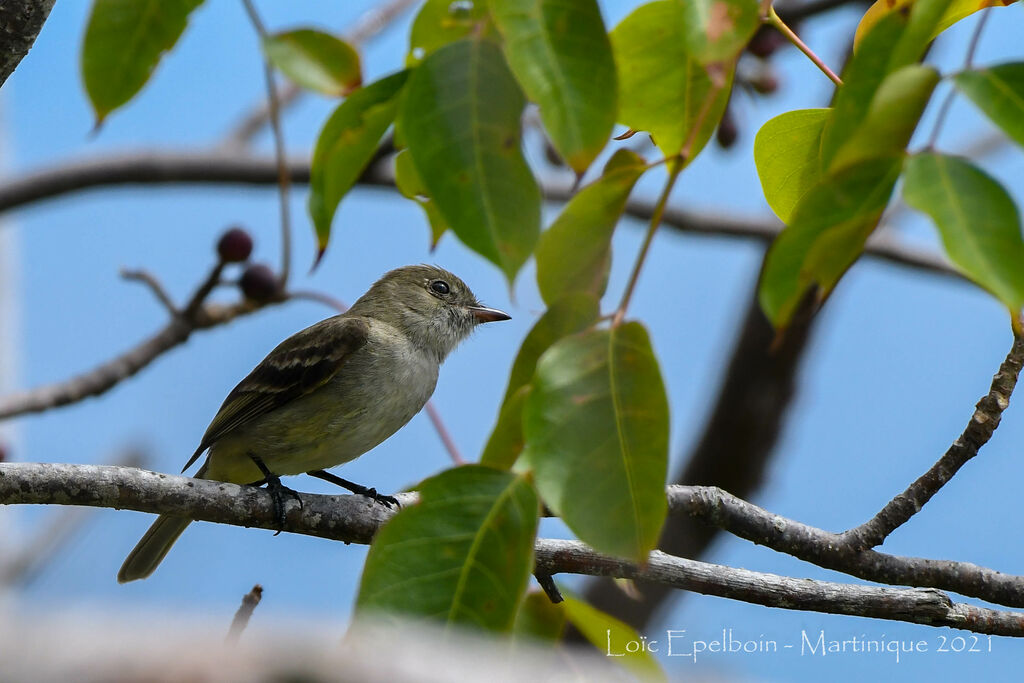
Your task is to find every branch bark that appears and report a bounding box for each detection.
[0,150,961,281]
[0,0,56,88]
[5,463,1024,635]
[841,334,1024,549]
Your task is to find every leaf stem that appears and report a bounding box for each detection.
[926,9,992,149]
[612,161,681,327]
[765,6,841,87]
[241,0,292,286]
[612,79,725,326]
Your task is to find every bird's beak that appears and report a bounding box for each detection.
[469,305,511,323]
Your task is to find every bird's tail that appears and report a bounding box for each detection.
[117,462,207,583]
[117,514,192,583]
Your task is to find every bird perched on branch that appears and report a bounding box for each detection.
[118,264,509,582]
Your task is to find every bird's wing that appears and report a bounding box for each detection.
[181,315,370,472]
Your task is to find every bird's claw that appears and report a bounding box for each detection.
[364,488,400,509]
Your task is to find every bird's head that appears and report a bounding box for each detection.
[351,265,510,361]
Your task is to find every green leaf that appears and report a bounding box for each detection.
[400,39,541,283]
[955,62,1024,149]
[856,0,1019,47]
[263,29,361,96]
[394,149,448,249]
[680,0,761,64]
[309,71,408,259]
[759,158,900,327]
[903,153,1024,315]
[563,596,666,681]
[754,109,828,223]
[611,0,733,158]
[356,465,539,632]
[523,322,668,562]
[821,0,943,170]
[81,0,203,123]
[408,0,492,64]
[503,293,600,401]
[480,384,532,470]
[828,64,938,171]
[490,0,617,172]
[513,591,566,642]
[536,150,646,305]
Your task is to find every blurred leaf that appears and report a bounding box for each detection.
[822,0,943,169]
[407,0,491,64]
[611,0,733,158]
[356,465,539,631]
[955,62,1024,149]
[754,108,828,223]
[759,158,900,327]
[490,0,616,172]
[394,149,448,248]
[680,0,760,64]
[309,71,408,259]
[400,39,540,283]
[903,153,1024,314]
[480,385,532,470]
[563,596,666,681]
[263,29,361,96]
[535,150,646,305]
[513,591,566,642]
[856,0,1018,48]
[523,323,668,562]
[829,64,938,171]
[81,0,203,123]
[503,293,600,401]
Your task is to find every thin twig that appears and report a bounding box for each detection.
[241,0,291,286]
[223,0,419,149]
[120,268,178,315]
[6,463,1024,635]
[533,572,564,604]
[842,334,1024,549]
[0,276,271,420]
[226,584,263,643]
[613,77,724,326]
[612,161,681,326]
[926,8,993,148]
[424,402,465,465]
[766,6,842,86]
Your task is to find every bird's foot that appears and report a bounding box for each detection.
[306,469,400,509]
[248,454,303,534]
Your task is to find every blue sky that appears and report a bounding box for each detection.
[3,1,1024,680]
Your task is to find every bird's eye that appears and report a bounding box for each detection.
[430,280,450,295]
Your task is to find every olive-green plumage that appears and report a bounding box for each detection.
[118,265,509,582]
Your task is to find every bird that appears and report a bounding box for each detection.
[118,264,510,582]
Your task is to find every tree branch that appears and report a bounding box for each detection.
[536,539,1024,636]
[0,270,274,420]
[5,463,1024,634]
[670,485,1024,609]
[0,150,961,282]
[842,333,1024,549]
[0,0,56,88]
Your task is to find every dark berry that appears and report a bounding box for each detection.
[748,26,786,59]
[751,70,780,95]
[217,227,254,263]
[716,108,738,149]
[240,263,280,302]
